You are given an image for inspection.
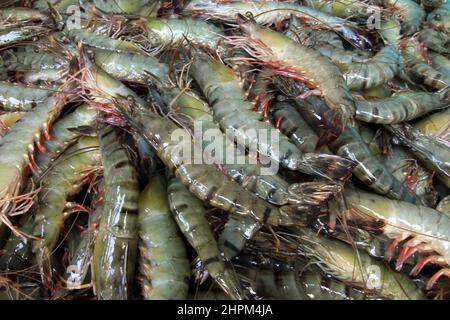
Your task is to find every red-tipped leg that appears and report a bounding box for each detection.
[410,255,446,276]
[395,242,433,271]
[386,239,400,262]
[427,268,450,290]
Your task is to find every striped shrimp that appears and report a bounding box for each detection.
[302,0,381,18]
[418,28,450,55]
[0,214,34,271]
[218,213,262,260]
[354,91,449,124]
[401,37,450,90]
[413,107,450,141]
[385,123,450,188]
[0,93,69,228]
[112,96,295,228]
[35,104,98,172]
[359,125,438,207]
[428,52,450,79]
[79,0,160,16]
[138,173,190,300]
[343,46,401,91]
[183,0,368,48]
[277,78,418,203]
[284,16,345,49]
[167,176,243,300]
[234,252,390,300]
[283,15,393,91]
[344,188,450,290]
[426,1,450,32]
[252,227,426,300]
[32,136,101,280]
[378,17,402,50]
[2,49,69,84]
[0,82,53,111]
[64,202,103,290]
[136,17,226,53]
[161,86,339,206]
[231,16,357,145]
[190,53,354,180]
[91,49,169,85]
[67,28,146,54]
[270,101,332,154]
[383,0,426,35]
[93,125,139,300]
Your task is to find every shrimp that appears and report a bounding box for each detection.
[270,101,332,154]
[302,0,381,18]
[383,0,426,35]
[413,107,450,141]
[235,253,390,300]
[418,28,450,55]
[0,214,34,271]
[277,77,418,203]
[183,0,367,48]
[35,104,98,173]
[0,94,68,227]
[285,15,344,49]
[167,176,243,300]
[385,123,450,188]
[0,82,53,111]
[93,125,139,300]
[91,49,169,85]
[162,86,338,206]
[80,0,160,16]
[0,26,49,47]
[2,49,69,84]
[344,188,450,290]
[401,37,450,90]
[67,28,146,54]
[64,203,103,290]
[378,17,402,50]
[355,91,449,124]
[426,1,450,33]
[252,227,426,300]
[232,15,357,145]
[359,125,438,207]
[0,7,51,25]
[112,96,294,227]
[343,46,401,90]
[137,17,226,53]
[218,214,262,260]
[138,173,190,300]
[428,52,450,79]
[32,136,101,280]
[190,53,354,180]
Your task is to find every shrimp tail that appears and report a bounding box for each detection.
[297,153,355,182]
[287,182,342,205]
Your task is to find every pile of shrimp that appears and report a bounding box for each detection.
[0,0,449,301]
